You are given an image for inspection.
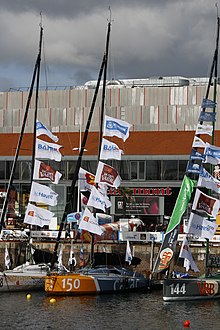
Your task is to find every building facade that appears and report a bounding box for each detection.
[0,76,219,228]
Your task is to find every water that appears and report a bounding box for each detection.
[1,289,220,330]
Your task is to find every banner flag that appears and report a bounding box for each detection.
[153,176,196,273]
[201,98,217,109]
[103,115,132,141]
[36,120,59,142]
[192,136,206,148]
[195,123,213,136]
[24,203,54,227]
[35,138,63,162]
[186,213,218,239]
[87,186,111,212]
[198,111,216,122]
[190,149,205,161]
[67,212,82,223]
[79,208,104,236]
[95,161,122,188]
[5,246,11,270]
[192,189,220,218]
[58,245,63,269]
[198,167,220,194]
[78,168,95,191]
[29,181,58,206]
[33,160,62,184]
[186,161,200,174]
[100,138,123,160]
[125,240,133,265]
[204,143,220,165]
[179,237,199,272]
[68,240,77,267]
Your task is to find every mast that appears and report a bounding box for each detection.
[0,25,43,229]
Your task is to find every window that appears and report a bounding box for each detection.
[146,160,161,180]
[162,160,178,180]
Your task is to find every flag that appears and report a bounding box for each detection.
[195,123,213,136]
[79,208,104,236]
[186,213,218,239]
[198,111,216,122]
[95,161,122,188]
[78,168,95,191]
[33,160,62,184]
[190,149,205,161]
[29,181,58,206]
[81,191,90,212]
[186,161,200,174]
[67,212,82,223]
[87,186,111,212]
[179,237,199,272]
[100,138,123,160]
[68,240,77,267]
[198,167,220,194]
[5,246,11,270]
[35,138,63,162]
[36,120,59,142]
[153,176,196,273]
[201,98,217,109]
[204,143,220,165]
[58,245,63,269]
[125,240,133,265]
[103,115,132,142]
[24,203,54,227]
[192,136,206,148]
[192,189,220,217]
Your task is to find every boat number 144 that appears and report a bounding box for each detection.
[170,283,186,295]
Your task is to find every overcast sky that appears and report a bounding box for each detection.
[0,0,219,91]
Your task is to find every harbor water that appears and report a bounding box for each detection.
[1,289,220,329]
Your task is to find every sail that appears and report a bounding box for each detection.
[153,175,196,273]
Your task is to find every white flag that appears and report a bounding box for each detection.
[204,142,220,165]
[195,124,213,136]
[125,240,132,265]
[79,208,104,236]
[103,115,132,142]
[198,168,220,194]
[87,186,111,212]
[68,240,77,266]
[186,213,218,239]
[35,138,63,162]
[33,160,62,184]
[78,168,95,191]
[24,203,54,227]
[192,189,220,218]
[179,237,199,272]
[36,120,59,142]
[5,246,11,270]
[192,136,206,148]
[100,138,123,160]
[95,161,122,188]
[29,182,58,206]
[58,245,63,269]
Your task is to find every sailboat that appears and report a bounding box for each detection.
[152,14,220,301]
[45,18,149,295]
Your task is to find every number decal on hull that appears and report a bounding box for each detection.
[61,278,81,291]
[170,283,186,295]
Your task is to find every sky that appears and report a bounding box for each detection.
[0,0,219,91]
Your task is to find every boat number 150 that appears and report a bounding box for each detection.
[170,283,186,295]
[61,278,80,291]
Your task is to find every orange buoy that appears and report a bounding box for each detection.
[183,320,190,328]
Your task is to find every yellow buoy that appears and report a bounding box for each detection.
[50,298,56,303]
[26,293,32,300]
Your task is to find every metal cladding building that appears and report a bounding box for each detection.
[0,76,219,228]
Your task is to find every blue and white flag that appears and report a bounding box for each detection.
[195,124,213,136]
[35,138,63,162]
[186,161,200,174]
[67,212,82,223]
[103,115,132,142]
[179,237,199,272]
[198,111,216,122]
[125,240,133,265]
[186,213,218,240]
[198,167,220,194]
[5,246,11,270]
[190,149,205,161]
[79,208,104,236]
[36,120,59,142]
[29,181,58,206]
[24,203,54,227]
[87,186,111,212]
[192,136,206,148]
[201,98,217,109]
[204,143,220,165]
[100,138,123,160]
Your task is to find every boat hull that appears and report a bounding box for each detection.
[163,277,220,301]
[0,273,45,292]
[45,272,148,295]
